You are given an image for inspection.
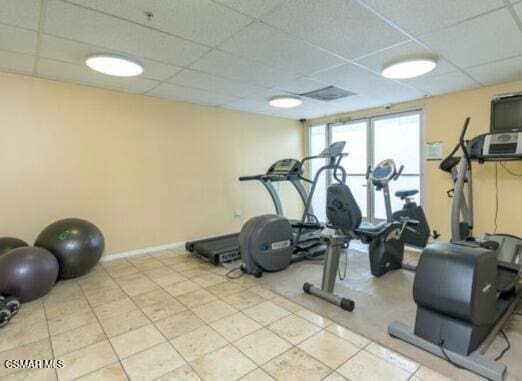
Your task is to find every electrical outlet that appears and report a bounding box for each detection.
[234,209,242,218]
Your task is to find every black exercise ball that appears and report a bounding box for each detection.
[0,247,59,303]
[35,218,105,280]
[0,237,28,256]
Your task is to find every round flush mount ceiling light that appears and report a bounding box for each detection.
[85,54,144,77]
[382,58,437,79]
[268,95,303,108]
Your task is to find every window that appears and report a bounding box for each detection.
[308,111,423,223]
[308,124,327,222]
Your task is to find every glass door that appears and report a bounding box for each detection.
[331,120,369,218]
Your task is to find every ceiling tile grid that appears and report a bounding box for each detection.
[0,0,521,119]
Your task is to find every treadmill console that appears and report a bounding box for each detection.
[319,141,346,158]
[470,132,522,161]
[266,159,302,177]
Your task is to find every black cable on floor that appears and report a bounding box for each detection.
[494,329,510,361]
[438,340,464,369]
[226,266,244,279]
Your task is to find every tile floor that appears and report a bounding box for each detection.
[0,248,453,381]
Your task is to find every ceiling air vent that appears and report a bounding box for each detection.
[300,86,356,102]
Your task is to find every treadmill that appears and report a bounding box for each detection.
[186,157,323,264]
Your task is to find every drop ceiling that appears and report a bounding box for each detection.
[1,0,522,120]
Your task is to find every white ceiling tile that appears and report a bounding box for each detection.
[356,41,455,77]
[275,77,331,94]
[66,0,253,47]
[0,50,34,74]
[405,71,478,96]
[37,58,159,93]
[168,69,262,97]
[419,8,522,68]
[45,1,209,66]
[0,0,41,30]
[362,0,503,36]
[466,55,522,85]
[213,0,283,18]
[219,22,344,75]
[261,0,407,60]
[0,23,37,55]
[312,63,423,102]
[190,49,297,87]
[39,35,181,81]
[148,83,237,106]
[222,89,299,116]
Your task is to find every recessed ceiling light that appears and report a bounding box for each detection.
[268,95,302,108]
[85,54,144,77]
[382,58,437,79]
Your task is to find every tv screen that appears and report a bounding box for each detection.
[491,95,522,132]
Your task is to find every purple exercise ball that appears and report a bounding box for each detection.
[0,246,59,303]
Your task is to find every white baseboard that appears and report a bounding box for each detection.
[101,241,186,262]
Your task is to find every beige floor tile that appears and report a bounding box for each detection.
[2,368,57,381]
[164,280,201,297]
[240,368,274,381]
[206,281,245,297]
[80,277,120,293]
[172,261,204,272]
[162,256,191,266]
[262,348,331,381]
[298,331,360,369]
[0,339,52,378]
[45,298,91,320]
[52,322,106,356]
[84,286,127,307]
[322,372,348,381]
[77,362,128,380]
[99,308,150,337]
[141,299,187,321]
[176,289,218,308]
[233,328,292,366]
[57,340,118,381]
[268,315,321,345]
[122,342,185,380]
[145,267,186,287]
[270,296,302,313]
[295,309,333,328]
[326,323,371,348]
[132,288,172,308]
[157,364,202,381]
[337,350,411,381]
[191,299,237,323]
[116,273,159,296]
[411,366,452,381]
[224,290,267,310]
[208,266,230,276]
[110,324,166,359]
[0,316,49,352]
[183,268,211,278]
[211,312,262,341]
[94,297,138,322]
[170,325,227,362]
[12,299,45,322]
[155,310,206,339]
[192,273,227,288]
[105,264,139,279]
[366,342,420,374]
[243,301,291,326]
[249,287,277,299]
[228,276,258,289]
[132,259,164,271]
[191,345,257,381]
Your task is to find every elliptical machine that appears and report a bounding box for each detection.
[239,142,346,278]
[389,118,522,381]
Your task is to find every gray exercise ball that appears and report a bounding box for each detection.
[35,218,105,280]
[0,247,59,303]
[0,237,28,256]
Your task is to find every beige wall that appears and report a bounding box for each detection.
[0,72,304,256]
[308,80,522,240]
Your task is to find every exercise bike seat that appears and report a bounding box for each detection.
[395,189,419,200]
[355,221,389,238]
